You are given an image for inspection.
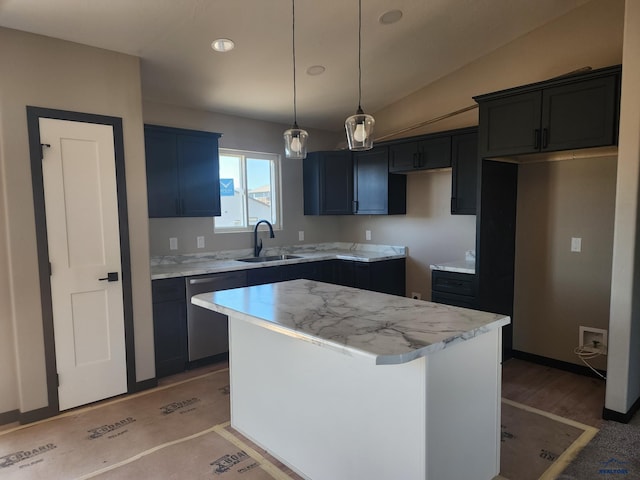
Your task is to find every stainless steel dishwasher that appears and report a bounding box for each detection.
[185,270,247,361]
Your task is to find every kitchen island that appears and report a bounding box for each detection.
[192,279,510,480]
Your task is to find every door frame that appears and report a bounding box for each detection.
[26,106,136,421]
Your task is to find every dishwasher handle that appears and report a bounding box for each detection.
[188,272,246,287]
[189,277,228,286]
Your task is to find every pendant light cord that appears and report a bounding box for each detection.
[292,0,298,128]
[357,0,363,112]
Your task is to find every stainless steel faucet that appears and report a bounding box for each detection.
[254,219,275,257]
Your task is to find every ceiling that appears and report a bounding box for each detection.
[0,0,592,132]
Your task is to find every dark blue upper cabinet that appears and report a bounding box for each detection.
[144,124,221,218]
[353,146,406,215]
[303,150,354,215]
[475,65,621,158]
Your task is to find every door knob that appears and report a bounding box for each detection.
[98,272,119,282]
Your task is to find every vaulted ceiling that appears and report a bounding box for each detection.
[0,0,591,131]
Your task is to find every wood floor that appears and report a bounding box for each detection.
[501,357,606,428]
[1,357,606,434]
[163,356,607,428]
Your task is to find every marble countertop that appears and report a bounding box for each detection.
[151,242,406,280]
[429,259,476,274]
[192,279,509,365]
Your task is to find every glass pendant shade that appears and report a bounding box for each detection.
[284,125,308,159]
[346,0,374,151]
[345,108,375,151]
[283,0,308,159]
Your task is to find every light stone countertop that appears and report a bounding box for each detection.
[151,242,406,280]
[192,279,509,365]
[429,259,476,274]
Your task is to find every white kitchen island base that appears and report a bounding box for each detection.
[228,318,502,480]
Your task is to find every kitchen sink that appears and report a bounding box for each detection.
[236,254,302,263]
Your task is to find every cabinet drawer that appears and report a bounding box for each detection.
[431,291,477,309]
[431,270,476,296]
[152,277,186,302]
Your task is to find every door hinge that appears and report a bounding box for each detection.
[49,261,52,276]
[56,373,60,387]
[40,143,51,160]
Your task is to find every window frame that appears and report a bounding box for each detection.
[214,148,282,233]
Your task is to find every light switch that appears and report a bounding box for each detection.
[365,230,371,241]
[197,236,205,249]
[571,237,582,252]
[169,237,178,250]
[298,231,304,241]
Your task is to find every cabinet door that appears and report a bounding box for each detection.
[389,141,420,172]
[177,133,221,217]
[353,262,371,290]
[432,270,476,296]
[335,260,355,287]
[419,135,451,169]
[303,152,322,215]
[320,150,353,215]
[478,91,542,157]
[369,258,406,296]
[145,125,221,218]
[354,147,389,215]
[542,75,619,152]
[389,136,451,172]
[281,262,321,281]
[451,131,478,215]
[431,291,477,309]
[145,128,180,217]
[246,266,282,286]
[152,278,187,378]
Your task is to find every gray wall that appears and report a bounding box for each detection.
[0,0,633,418]
[514,156,617,370]
[143,100,343,256]
[0,27,154,414]
[606,0,640,414]
[346,0,624,353]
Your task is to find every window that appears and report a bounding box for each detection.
[214,149,281,231]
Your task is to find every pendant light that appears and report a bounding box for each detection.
[345,0,375,151]
[283,0,308,159]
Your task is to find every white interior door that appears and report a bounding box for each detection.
[40,118,127,411]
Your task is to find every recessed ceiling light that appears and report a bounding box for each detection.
[211,38,235,52]
[306,65,326,76]
[379,9,403,25]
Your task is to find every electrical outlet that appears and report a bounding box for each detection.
[298,230,304,241]
[169,237,178,250]
[571,237,582,252]
[197,236,205,249]
[579,326,607,354]
[365,230,371,241]
[411,292,422,300]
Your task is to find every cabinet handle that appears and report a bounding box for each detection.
[542,128,549,149]
[534,129,541,149]
[352,200,359,213]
